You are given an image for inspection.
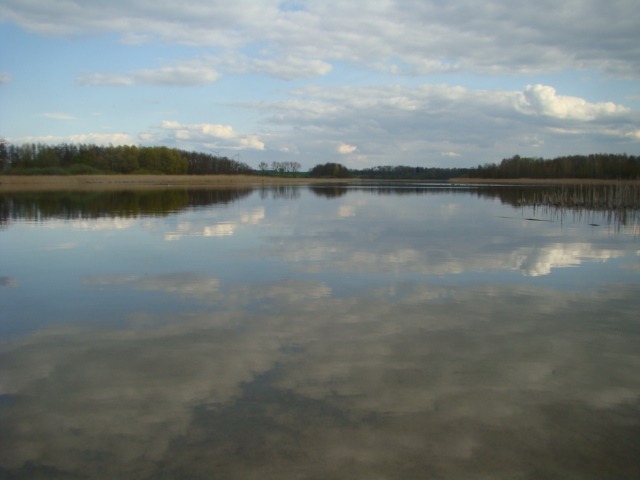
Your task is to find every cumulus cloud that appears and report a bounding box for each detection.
[337,142,357,154]
[3,1,639,168]
[161,120,235,139]
[517,84,631,120]
[253,83,637,168]
[143,120,265,151]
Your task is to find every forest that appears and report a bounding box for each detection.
[351,165,470,180]
[0,141,638,180]
[352,155,640,180]
[468,154,640,180]
[0,142,253,175]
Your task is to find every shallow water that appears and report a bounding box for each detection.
[1,184,639,479]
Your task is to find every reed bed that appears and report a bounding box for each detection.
[516,184,640,229]
[527,184,640,210]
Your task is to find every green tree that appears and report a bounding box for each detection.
[309,162,351,178]
[0,138,9,171]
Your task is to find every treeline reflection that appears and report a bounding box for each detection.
[1,184,638,226]
[0,188,253,225]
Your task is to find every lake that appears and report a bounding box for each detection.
[1,183,639,479]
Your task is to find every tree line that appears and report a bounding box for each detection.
[1,140,637,179]
[350,155,639,180]
[469,154,640,180]
[308,162,352,178]
[0,142,253,175]
[352,165,470,180]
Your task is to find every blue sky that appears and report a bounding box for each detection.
[0,0,639,170]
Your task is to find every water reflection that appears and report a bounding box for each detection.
[1,185,639,479]
[0,188,253,225]
[2,183,639,227]
[1,280,638,479]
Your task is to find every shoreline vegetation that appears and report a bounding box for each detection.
[0,142,638,189]
[0,174,357,191]
[2,178,638,228]
[1,174,639,192]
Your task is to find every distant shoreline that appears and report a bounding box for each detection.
[449,177,640,185]
[0,174,638,191]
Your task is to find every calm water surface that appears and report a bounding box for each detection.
[1,184,639,479]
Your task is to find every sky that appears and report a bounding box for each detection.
[0,0,639,170]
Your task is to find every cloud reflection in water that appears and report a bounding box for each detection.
[1,185,639,478]
[1,280,639,479]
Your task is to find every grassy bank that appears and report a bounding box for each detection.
[0,174,356,191]
[2,174,638,191]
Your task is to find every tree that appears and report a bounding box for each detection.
[309,162,351,178]
[0,138,8,171]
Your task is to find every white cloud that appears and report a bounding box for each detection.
[10,133,135,146]
[160,120,182,130]
[76,62,219,87]
[252,83,638,168]
[239,135,265,150]
[625,130,640,140]
[0,72,12,84]
[161,120,235,139]
[132,64,220,86]
[71,133,134,144]
[244,56,333,80]
[143,120,265,152]
[337,142,357,154]
[2,1,639,168]
[517,84,631,120]
[199,124,235,138]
